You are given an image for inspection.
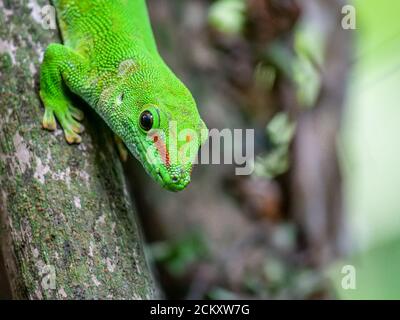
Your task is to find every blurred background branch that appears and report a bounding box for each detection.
[123,0,352,299]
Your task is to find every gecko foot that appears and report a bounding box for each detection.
[41,98,85,144]
[69,105,84,121]
[114,135,129,162]
[59,110,85,144]
[42,108,57,131]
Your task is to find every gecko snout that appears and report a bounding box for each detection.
[171,167,187,183]
[156,164,192,192]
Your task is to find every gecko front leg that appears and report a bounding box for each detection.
[40,43,89,144]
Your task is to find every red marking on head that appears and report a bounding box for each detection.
[186,135,192,143]
[150,133,170,167]
[165,149,170,167]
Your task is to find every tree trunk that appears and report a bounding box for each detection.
[0,0,156,299]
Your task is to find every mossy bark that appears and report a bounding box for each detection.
[0,0,156,299]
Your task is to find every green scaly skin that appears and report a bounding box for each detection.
[39,0,208,191]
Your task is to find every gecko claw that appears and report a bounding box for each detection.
[41,103,85,144]
[42,109,57,131]
[63,114,84,143]
[69,105,85,121]
[65,130,82,144]
[114,135,129,162]
[70,118,85,134]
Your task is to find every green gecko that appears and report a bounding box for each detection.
[39,0,208,191]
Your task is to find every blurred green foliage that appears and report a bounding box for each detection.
[254,112,296,178]
[331,0,400,299]
[292,27,322,109]
[208,0,246,35]
[265,24,322,109]
[149,231,209,276]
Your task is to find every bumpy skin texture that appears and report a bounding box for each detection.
[40,0,208,191]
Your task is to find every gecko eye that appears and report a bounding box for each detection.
[139,110,154,131]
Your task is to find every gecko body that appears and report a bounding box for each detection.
[40,0,208,191]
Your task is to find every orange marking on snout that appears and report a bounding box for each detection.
[151,133,170,167]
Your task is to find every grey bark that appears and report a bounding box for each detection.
[0,0,156,299]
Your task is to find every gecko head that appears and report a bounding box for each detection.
[131,104,208,191]
[114,81,208,192]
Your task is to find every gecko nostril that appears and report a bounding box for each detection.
[171,175,179,183]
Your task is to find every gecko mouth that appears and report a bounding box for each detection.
[126,136,192,191]
[155,165,191,192]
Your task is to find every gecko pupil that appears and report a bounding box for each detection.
[140,111,153,131]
